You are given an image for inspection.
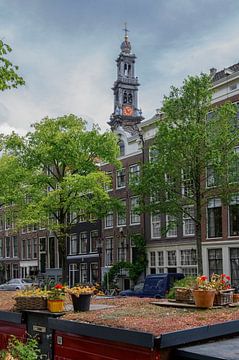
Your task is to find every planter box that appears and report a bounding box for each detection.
[214,290,234,306]
[175,287,194,304]
[15,296,47,311]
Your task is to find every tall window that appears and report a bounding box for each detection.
[208,248,223,275]
[5,215,12,230]
[229,147,239,183]
[149,147,159,163]
[157,251,164,273]
[90,230,98,253]
[79,263,87,283]
[0,216,4,231]
[69,263,79,287]
[105,238,113,266]
[166,215,177,237]
[12,236,18,257]
[117,238,127,261]
[116,169,126,188]
[183,206,195,236]
[90,263,99,283]
[129,164,140,184]
[70,234,78,255]
[80,232,87,253]
[230,248,239,286]
[33,239,38,259]
[207,166,219,187]
[229,195,239,236]
[168,250,176,266]
[151,214,161,238]
[70,212,78,224]
[181,249,197,276]
[22,240,27,260]
[105,212,113,228]
[5,237,10,258]
[130,197,140,224]
[27,239,31,259]
[105,172,113,191]
[207,198,222,238]
[149,251,156,274]
[0,239,3,258]
[182,168,193,197]
[117,199,126,226]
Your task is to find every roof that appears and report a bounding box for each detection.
[212,63,239,82]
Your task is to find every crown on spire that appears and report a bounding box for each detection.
[121,22,131,54]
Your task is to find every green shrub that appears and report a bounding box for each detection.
[167,276,197,299]
[0,336,40,360]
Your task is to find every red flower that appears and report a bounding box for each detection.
[55,284,63,289]
[221,274,226,278]
[226,275,230,281]
[227,285,231,289]
[200,275,207,281]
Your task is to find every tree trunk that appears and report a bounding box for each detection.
[195,170,203,275]
[58,233,68,284]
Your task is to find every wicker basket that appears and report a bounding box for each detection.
[213,290,234,306]
[175,287,195,304]
[15,296,47,311]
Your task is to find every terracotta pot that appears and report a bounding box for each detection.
[193,289,216,308]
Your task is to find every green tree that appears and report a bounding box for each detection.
[135,74,239,274]
[0,40,25,91]
[0,114,120,281]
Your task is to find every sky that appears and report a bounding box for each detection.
[1,0,239,134]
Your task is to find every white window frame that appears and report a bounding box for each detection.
[151,213,161,239]
[79,232,87,254]
[105,212,113,228]
[116,168,126,189]
[130,197,140,225]
[117,199,126,227]
[166,215,177,237]
[70,234,78,255]
[183,206,195,236]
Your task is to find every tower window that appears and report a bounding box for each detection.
[123,91,128,104]
[128,93,132,104]
[124,63,128,76]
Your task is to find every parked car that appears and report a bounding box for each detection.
[0,278,34,291]
[119,273,184,298]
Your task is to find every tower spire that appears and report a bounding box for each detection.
[123,22,129,41]
[108,28,144,130]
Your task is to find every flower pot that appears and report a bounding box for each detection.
[193,289,216,308]
[47,299,64,313]
[71,294,91,312]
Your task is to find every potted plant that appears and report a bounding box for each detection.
[15,288,48,310]
[47,284,65,312]
[193,275,216,308]
[67,285,94,312]
[210,273,234,305]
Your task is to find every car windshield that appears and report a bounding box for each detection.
[8,279,20,284]
[23,279,32,283]
[144,277,165,291]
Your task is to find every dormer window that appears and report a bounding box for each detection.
[119,139,125,156]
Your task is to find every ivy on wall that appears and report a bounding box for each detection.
[103,234,147,288]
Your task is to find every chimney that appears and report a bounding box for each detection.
[210,67,217,77]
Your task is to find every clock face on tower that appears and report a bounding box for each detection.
[122,105,133,116]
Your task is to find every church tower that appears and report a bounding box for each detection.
[109,24,144,130]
